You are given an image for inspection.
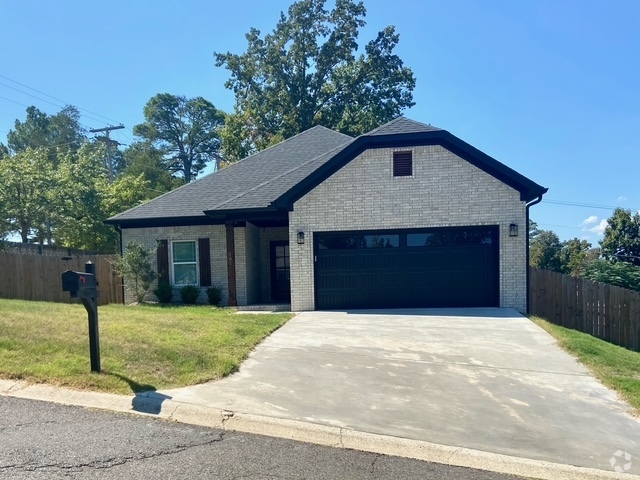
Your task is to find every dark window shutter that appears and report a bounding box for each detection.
[198,238,211,287]
[393,151,413,177]
[157,240,170,285]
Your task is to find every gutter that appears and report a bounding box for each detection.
[525,194,545,314]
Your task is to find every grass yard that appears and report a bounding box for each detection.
[0,299,292,394]
[532,316,640,413]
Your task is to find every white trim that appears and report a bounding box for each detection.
[171,240,199,286]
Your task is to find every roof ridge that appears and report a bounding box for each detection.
[208,138,354,211]
[364,116,405,135]
[213,125,352,169]
[364,116,442,137]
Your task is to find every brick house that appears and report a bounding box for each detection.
[106,117,547,313]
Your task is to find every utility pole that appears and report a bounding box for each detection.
[90,125,125,182]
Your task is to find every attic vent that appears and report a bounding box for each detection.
[393,151,413,177]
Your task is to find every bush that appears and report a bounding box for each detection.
[153,282,174,304]
[115,242,156,303]
[207,286,223,306]
[180,285,200,304]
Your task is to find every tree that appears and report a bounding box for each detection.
[600,208,640,267]
[529,229,563,272]
[584,259,640,292]
[529,219,541,240]
[558,238,592,276]
[119,141,182,196]
[0,148,58,243]
[133,94,225,183]
[7,105,85,158]
[215,0,416,160]
[115,242,157,303]
[54,145,150,253]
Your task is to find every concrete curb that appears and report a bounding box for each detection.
[1,379,637,480]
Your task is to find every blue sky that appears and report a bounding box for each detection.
[1,0,638,245]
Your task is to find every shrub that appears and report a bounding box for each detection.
[154,282,174,304]
[115,242,156,303]
[180,285,200,304]
[207,286,223,306]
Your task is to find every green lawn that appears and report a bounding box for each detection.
[531,316,640,413]
[0,299,292,394]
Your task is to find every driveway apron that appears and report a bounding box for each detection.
[161,308,640,473]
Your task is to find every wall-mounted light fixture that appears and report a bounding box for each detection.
[297,231,305,245]
[509,223,518,237]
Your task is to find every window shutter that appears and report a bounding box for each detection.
[157,240,170,285]
[198,238,211,287]
[393,151,413,177]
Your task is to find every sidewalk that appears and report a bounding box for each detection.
[0,378,635,480]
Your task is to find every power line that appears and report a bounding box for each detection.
[0,94,30,108]
[0,82,111,126]
[544,199,639,212]
[0,73,122,124]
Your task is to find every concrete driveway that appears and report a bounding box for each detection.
[162,308,640,473]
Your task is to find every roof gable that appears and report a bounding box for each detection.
[272,124,547,208]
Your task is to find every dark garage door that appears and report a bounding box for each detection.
[314,226,499,310]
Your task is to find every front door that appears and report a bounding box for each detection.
[270,241,291,302]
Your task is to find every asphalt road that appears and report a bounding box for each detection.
[0,396,520,480]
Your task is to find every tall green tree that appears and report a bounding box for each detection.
[0,148,58,243]
[119,142,182,196]
[529,229,563,272]
[600,208,640,266]
[7,105,86,158]
[54,145,150,253]
[558,238,592,276]
[133,94,225,183]
[215,0,416,160]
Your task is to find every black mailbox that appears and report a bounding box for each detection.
[62,270,97,298]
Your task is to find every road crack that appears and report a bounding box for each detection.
[0,431,226,473]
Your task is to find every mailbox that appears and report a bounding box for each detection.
[62,270,97,298]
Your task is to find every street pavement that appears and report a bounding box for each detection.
[0,396,519,480]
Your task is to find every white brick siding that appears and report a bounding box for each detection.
[121,223,286,306]
[289,145,527,312]
[121,225,234,305]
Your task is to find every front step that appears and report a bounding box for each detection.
[236,304,291,312]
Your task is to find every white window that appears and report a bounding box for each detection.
[172,241,198,286]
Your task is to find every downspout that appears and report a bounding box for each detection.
[115,223,125,304]
[525,195,544,314]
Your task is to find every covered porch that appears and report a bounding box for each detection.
[221,211,291,308]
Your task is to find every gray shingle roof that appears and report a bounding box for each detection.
[365,116,441,136]
[107,116,546,225]
[107,126,353,221]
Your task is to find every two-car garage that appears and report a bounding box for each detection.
[314,226,499,310]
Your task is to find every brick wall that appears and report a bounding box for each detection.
[121,224,246,305]
[288,145,527,312]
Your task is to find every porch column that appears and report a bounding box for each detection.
[225,220,237,306]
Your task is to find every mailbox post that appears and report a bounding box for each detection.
[62,261,100,373]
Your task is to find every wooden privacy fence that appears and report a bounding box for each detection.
[0,252,123,305]
[530,267,640,350]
